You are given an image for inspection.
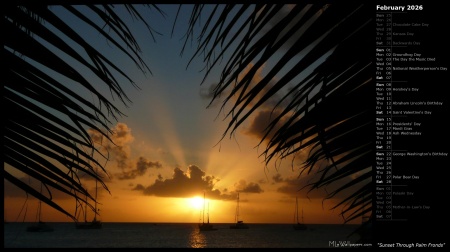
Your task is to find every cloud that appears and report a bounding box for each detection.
[272,173,284,183]
[132,164,264,200]
[234,179,264,193]
[116,157,162,180]
[235,63,287,109]
[132,184,145,191]
[243,109,290,142]
[199,83,223,108]
[88,122,134,171]
[87,123,162,181]
[133,164,219,198]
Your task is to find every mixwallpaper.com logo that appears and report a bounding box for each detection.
[329,240,372,248]
[329,241,351,248]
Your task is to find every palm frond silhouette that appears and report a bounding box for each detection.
[180,3,372,224]
[4,4,163,220]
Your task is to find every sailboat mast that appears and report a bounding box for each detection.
[207,201,210,224]
[202,192,206,224]
[236,193,240,222]
[84,193,88,222]
[38,182,43,222]
[94,177,98,221]
[302,208,304,223]
[38,197,42,222]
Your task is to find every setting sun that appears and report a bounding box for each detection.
[189,196,204,210]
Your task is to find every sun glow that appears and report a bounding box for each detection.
[190,196,204,210]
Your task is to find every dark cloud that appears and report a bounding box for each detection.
[234,179,264,193]
[243,109,290,142]
[133,165,219,198]
[88,123,163,181]
[132,165,264,200]
[116,157,162,180]
[199,82,225,109]
[235,63,286,109]
[132,184,145,191]
[258,178,269,184]
[199,83,217,100]
[272,173,284,183]
[88,123,134,171]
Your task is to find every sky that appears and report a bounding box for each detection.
[4,4,364,224]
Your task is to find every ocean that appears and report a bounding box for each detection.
[4,222,369,248]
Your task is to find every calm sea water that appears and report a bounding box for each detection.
[4,222,368,248]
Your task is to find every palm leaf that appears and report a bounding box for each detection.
[4,4,160,220]
[183,3,373,223]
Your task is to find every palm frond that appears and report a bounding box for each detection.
[184,3,372,223]
[4,4,159,220]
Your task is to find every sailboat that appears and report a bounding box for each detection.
[198,192,217,231]
[27,183,54,232]
[76,178,102,229]
[293,197,307,230]
[230,193,249,229]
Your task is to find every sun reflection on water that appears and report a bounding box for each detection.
[189,228,206,248]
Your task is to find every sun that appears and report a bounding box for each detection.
[189,196,204,210]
